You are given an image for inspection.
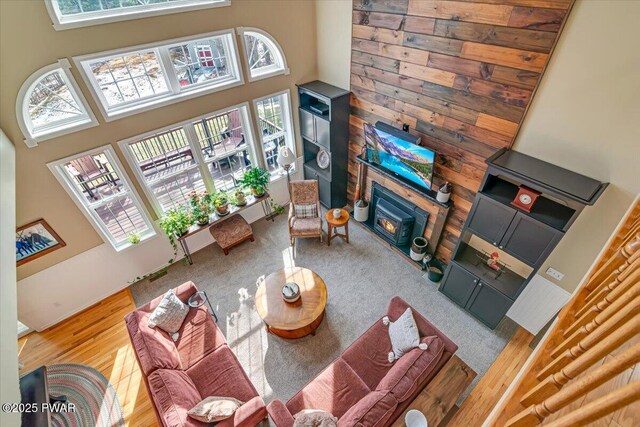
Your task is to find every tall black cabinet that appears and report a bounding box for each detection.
[439,149,607,329]
[297,81,350,208]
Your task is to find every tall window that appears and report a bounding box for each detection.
[48,146,156,251]
[74,30,242,120]
[254,90,295,174]
[46,0,230,31]
[120,103,257,215]
[238,28,289,82]
[17,59,97,147]
[125,127,206,212]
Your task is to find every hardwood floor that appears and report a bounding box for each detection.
[450,327,535,426]
[18,289,535,427]
[17,289,157,426]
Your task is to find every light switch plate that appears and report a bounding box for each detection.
[546,267,564,281]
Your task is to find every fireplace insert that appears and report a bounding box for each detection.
[374,199,415,246]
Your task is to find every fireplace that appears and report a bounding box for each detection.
[364,182,430,255]
[374,199,415,246]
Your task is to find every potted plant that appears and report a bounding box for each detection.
[214,191,230,216]
[189,191,214,225]
[127,231,142,245]
[159,207,193,239]
[238,167,270,197]
[233,189,247,207]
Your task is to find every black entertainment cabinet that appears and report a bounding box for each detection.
[439,149,607,329]
[297,81,350,208]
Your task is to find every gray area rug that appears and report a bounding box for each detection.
[130,213,517,403]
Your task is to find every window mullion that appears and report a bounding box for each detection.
[184,122,216,193]
[158,46,181,95]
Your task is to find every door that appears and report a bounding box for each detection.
[300,109,315,142]
[500,212,563,266]
[304,164,331,208]
[439,262,479,308]
[466,282,513,329]
[315,116,331,149]
[467,195,516,246]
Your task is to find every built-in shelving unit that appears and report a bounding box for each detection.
[298,81,350,208]
[439,148,607,329]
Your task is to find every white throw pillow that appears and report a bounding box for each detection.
[383,307,428,363]
[293,409,337,427]
[187,396,243,423]
[147,290,189,341]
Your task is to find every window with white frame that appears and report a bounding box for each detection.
[46,0,230,31]
[17,59,97,147]
[238,28,289,81]
[254,90,295,174]
[120,103,257,215]
[74,30,242,120]
[48,146,156,251]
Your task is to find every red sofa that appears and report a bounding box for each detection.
[267,297,457,426]
[125,281,267,427]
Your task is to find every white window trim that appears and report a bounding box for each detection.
[16,59,98,148]
[237,27,289,83]
[252,89,296,181]
[45,0,231,31]
[73,29,244,122]
[47,145,157,252]
[118,102,259,217]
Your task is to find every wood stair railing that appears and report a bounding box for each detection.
[486,197,640,426]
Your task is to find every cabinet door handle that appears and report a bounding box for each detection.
[473,279,478,284]
[499,245,503,249]
[493,242,497,246]
[478,283,483,288]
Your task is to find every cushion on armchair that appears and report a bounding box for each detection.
[294,203,318,218]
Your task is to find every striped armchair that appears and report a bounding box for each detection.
[288,180,323,246]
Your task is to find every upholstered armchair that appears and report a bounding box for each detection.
[288,180,323,246]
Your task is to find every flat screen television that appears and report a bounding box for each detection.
[363,123,435,191]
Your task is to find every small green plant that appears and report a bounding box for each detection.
[238,167,270,196]
[127,231,142,245]
[269,199,286,216]
[189,191,214,224]
[213,191,230,215]
[159,206,193,264]
[232,189,247,206]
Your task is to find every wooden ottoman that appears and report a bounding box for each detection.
[209,214,254,255]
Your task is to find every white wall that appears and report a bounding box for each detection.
[316,0,352,90]
[512,0,640,292]
[18,162,301,331]
[0,130,20,426]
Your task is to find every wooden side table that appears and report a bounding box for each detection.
[325,209,350,246]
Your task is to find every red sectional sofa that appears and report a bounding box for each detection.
[124,281,267,427]
[267,297,458,426]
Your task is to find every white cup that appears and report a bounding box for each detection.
[333,209,341,218]
[405,409,428,427]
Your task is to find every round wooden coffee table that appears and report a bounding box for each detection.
[255,267,327,339]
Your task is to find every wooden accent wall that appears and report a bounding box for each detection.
[348,0,574,261]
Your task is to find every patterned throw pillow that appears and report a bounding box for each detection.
[383,308,428,363]
[187,396,243,423]
[294,203,318,219]
[148,290,189,341]
[293,409,337,427]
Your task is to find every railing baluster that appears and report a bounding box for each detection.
[507,343,640,427]
[543,294,640,379]
[520,315,640,406]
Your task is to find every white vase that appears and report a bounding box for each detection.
[354,202,369,222]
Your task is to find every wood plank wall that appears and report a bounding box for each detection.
[348,0,574,261]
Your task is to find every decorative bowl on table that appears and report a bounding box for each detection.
[282,282,301,303]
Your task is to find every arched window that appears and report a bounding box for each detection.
[238,28,289,82]
[17,59,97,147]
